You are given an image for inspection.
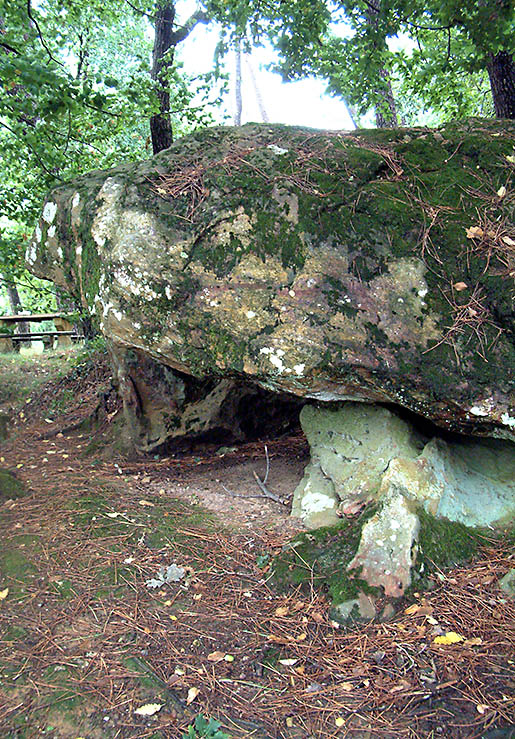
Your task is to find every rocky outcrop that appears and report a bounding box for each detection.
[27,120,515,451]
[293,403,515,530]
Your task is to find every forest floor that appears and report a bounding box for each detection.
[0,347,514,739]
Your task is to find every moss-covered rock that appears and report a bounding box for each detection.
[273,502,484,622]
[28,120,515,451]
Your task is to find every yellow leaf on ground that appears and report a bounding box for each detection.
[186,687,199,705]
[134,703,162,716]
[433,631,464,645]
[335,717,345,727]
[466,226,484,239]
[404,604,420,615]
[453,281,468,291]
[497,185,507,198]
[274,606,289,617]
[207,651,225,663]
[0,588,9,600]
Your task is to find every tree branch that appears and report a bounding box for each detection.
[26,0,64,66]
[0,41,20,55]
[170,10,210,45]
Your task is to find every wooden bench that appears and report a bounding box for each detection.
[0,313,80,352]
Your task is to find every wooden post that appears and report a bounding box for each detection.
[0,320,13,353]
[54,317,73,348]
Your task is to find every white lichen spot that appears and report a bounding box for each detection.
[165,286,173,300]
[133,322,141,330]
[501,412,515,429]
[72,192,80,209]
[56,246,63,260]
[35,225,42,243]
[42,201,57,224]
[180,251,188,259]
[301,491,336,515]
[418,288,428,298]
[246,311,256,319]
[260,347,272,355]
[269,354,284,372]
[391,520,400,530]
[25,242,37,265]
[76,245,82,257]
[469,405,490,417]
[267,144,288,155]
[293,363,305,375]
[111,309,123,322]
[47,225,56,239]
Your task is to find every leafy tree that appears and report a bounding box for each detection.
[213,0,514,124]
[0,0,224,303]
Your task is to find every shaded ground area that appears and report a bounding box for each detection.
[0,349,514,738]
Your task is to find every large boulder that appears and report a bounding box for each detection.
[27,120,515,450]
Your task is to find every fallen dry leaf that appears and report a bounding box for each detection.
[134,703,163,716]
[476,703,489,714]
[186,686,199,705]
[463,637,483,647]
[453,281,468,292]
[497,185,507,198]
[138,499,155,507]
[207,651,225,663]
[433,631,465,645]
[0,588,9,601]
[274,606,289,617]
[466,226,484,239]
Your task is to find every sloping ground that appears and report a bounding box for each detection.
[0,350,514,739]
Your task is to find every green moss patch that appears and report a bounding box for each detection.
[0,470,27,502]
[411,508,485,590]
[272,506,378,605]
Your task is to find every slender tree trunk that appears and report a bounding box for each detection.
[150,2,176,154]
[235,38,243,125]
[487,51,515,119]
[365,0,399,128]
[246,55,270,123]
[2,279,29,350]
[6,283,29,331]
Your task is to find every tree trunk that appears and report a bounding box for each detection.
[246,55,270,123]
[235,38,243,125]
[2,279,28,351]
[150,2,176,154]
[6,282,29,331]
[365,0,399,128]
[487,51,515,119]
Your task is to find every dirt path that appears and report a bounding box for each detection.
[0,351,514,738]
